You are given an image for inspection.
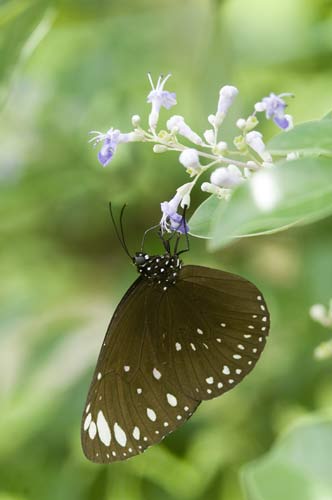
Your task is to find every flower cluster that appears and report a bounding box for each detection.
[90,74,294,234]
[310,301,332,360]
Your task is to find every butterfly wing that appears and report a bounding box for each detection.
[163,265,270,400]
[81,276,200,464]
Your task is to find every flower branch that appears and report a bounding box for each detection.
[89,74,294,234]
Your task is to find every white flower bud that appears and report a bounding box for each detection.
[236,118,247,130]
[215,141,228,154]
[245,131,272,162]
[203,129,215,145]
[174,182,194,208]
[153,144,168,153]
[215,85,239,126]
[254,101,266,112]
[201,182,220,194]
[179,149,201,174]
[201,182,231,200]
[167,115,203,145]
[131,114,141,127]
[210,165,244,188]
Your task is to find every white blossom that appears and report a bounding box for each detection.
[210,165,244,188]
[215,85,239,126]
[245,131,272,162]
[167,115,203,145]
[179,148,202,175]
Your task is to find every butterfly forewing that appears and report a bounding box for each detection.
[81,277,200,464]
[164,266,270,401]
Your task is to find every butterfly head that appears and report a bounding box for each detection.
[133,252,182,289]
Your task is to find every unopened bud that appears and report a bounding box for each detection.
[131,114,141,127]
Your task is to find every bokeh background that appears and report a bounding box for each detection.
[1,0,332,499]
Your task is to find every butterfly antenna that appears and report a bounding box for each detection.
[140,223,160,252]
[119,204,133,259]
[109,202,132,259]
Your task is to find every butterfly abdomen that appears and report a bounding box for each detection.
[134,252,182,290]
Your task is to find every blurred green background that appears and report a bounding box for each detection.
[1,0,332,499]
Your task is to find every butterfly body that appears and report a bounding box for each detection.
[82,241,270,463]
[134,252,182,288]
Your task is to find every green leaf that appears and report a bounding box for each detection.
[322,110,332,120]
[189,195,220,239]
[268,120,332,156]
[207,157,332,250]
[241,417,332,500]
[0,1,56,104]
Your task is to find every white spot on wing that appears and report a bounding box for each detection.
[197,328,203,334]
[114,423,127,447]
[166,393,177,407]
[124,365,130,372]
[147,408,157,421]
[97,410,111,446]
[84,413,92,431]
[206,376,214,384]
[85,403,91,414]
[97,372,102,380]
[153,368,162,380]
[190,343,196,351]
[222,365,230,375]
[175,342,182,351]
[88,421,97,439]
[133,426,140,440]
[137,388,142,394]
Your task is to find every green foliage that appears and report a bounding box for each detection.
[242,418,332,500]
[190,157,332,249]
[268,120,332,156]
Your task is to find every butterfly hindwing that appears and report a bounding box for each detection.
[164,265,270,401]
[81,277,200,463]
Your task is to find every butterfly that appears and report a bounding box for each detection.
[81,205,270,463]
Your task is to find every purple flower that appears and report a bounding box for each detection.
[89,129,138,167]
[160,193,189,234]
[255,93,293,130]
[147,74,177,131]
